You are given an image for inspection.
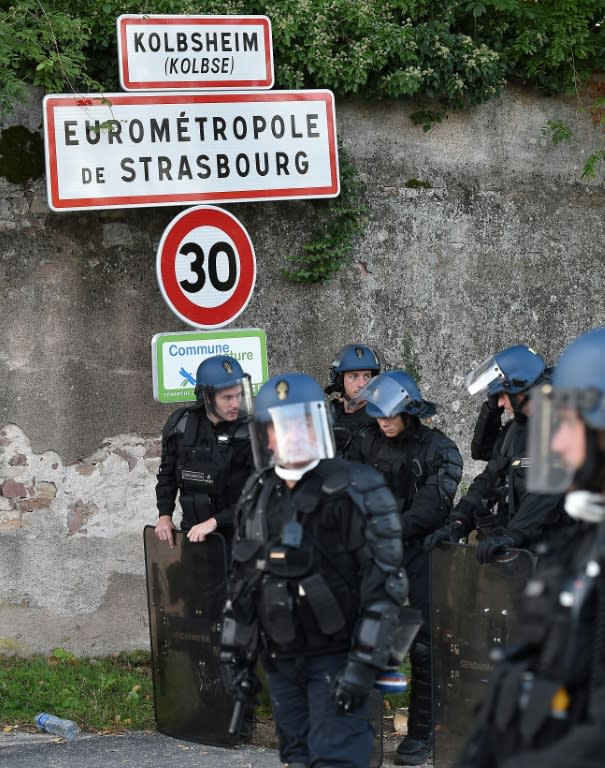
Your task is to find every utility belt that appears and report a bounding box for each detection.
[259,572,348,647]
[232,537,351,649]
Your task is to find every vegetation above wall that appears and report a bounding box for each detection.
[1,0,602,113]
[1,1,602,282]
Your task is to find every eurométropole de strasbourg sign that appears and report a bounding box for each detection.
[43,90,339,211]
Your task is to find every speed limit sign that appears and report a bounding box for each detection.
[156,205,256,329]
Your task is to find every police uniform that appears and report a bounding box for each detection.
[350,416,463,753]
[329,397,375,458]
[445,415,568,561]
[456,328,605,768]
[155,403,253,536]
[223,458,415,768]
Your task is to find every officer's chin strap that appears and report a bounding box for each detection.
[274,460,320,483]
[565,491,605,524]
[509,393,528,422]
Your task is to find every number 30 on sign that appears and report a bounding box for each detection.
[156,205,256,329]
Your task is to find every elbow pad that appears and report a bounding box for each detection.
[350,600,422,670]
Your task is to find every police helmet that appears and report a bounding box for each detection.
[327,343,382,394]
[552,326,605,430]
[362,370,436,419]
[194,355,252,420]
[528,327,605,495]
[252,373,335,470]
[465,344,546,397]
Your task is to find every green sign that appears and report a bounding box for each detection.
[152,328,268,403]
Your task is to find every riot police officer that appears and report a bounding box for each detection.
[324,343,382,458]
[220,372,421,768]
[456,326,605,768]
[155,354,254,546]
[348,369,464,766]
[425,345,568,564]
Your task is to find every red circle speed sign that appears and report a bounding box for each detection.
[156,205,256,329]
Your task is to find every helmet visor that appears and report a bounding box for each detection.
[527,384,583,493]
[350,376,412,418]
[464,355,505,396]
[203,376,254,423]
[251,400,334,471]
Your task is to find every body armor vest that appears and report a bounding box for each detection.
[175,407,248,530]
[231,464,361,657]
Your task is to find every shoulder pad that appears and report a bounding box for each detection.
[319,460,389,496]
[161,406,190,439]
[232,421,250,440]
[318,458,354,495]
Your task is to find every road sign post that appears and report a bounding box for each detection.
[156,205,256,329]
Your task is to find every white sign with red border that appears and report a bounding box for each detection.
[117,15,274,91]
[43,91,339,211]
[156,205,256,329]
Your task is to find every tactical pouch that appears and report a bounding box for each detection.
[266,545,314,578]
[261,579,296,644]
[232,540,263,566]
[298,573,346,635]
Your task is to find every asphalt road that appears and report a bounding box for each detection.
[0,730,280,768]
[0,729,432,768]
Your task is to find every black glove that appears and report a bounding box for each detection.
[424,524,463,552]
[332,661,376,712]
[475,534,516,564]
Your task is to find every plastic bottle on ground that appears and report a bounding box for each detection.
[34,712,80,740]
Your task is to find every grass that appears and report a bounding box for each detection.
[0,649,409,734]
[0,649,155,732]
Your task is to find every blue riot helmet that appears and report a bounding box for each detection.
[327,343,382,396]
[465,344,546,398]
[252,373,335,471]
[194,355,253,423]
[529,327,605,495]
[355,370,436,419]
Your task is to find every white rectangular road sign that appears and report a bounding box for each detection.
[117,15,274,91]
[152,328,268,403]
[43,91,339,211]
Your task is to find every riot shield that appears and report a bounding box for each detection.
[144,525,235,747]
[431,543,536,768]
[369,688,384,768]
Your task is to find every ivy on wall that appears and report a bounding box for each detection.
[280,146,366,284]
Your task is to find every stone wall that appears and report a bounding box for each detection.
[0,86,603,654]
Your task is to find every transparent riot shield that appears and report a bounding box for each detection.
[431,543,536,768]
[144,525,234,747]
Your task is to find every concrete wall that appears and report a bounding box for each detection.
[1,86,603,655]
